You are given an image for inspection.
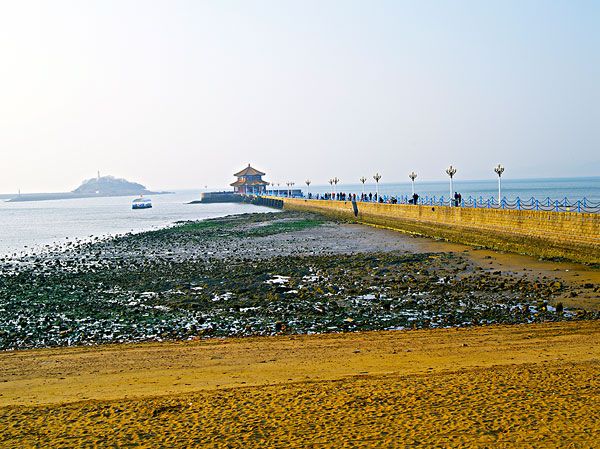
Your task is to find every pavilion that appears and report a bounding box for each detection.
[230,164,269,195]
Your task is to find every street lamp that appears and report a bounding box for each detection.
[445,165,457,205]
[328,178,334,198]
[305,179,311,198]
[332,177,339,198]
[494,164,505,204]
[360,176,367,198]
[277,182,281,196]
[373,173,382,200]
[409,172,417,196]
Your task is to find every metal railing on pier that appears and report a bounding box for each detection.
[290,194,600,214]
[401,195,600,213]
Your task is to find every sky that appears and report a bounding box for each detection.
[0,0,598,193]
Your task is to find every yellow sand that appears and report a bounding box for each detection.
[1,321,599,448]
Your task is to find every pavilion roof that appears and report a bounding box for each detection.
[234,164,265,177]
[230,179,269,187]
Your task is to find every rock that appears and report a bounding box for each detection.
[555,302,564,314]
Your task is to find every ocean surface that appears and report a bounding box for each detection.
[0,191,273,257]
[304,176,600,202]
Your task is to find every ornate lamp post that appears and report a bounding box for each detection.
[373,173,382,200]
[277,182,281,196]
[445,165,457,204]
[332,177,339,198]
[409,172,417,196]
[360,176,367,198]
[494,164,505,204]
[305,179,311,198]
[328,178,334,198]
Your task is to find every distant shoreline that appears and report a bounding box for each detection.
[3,191,174,202]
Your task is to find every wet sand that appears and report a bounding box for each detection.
[398,230,600,311]
[1,321,599,447]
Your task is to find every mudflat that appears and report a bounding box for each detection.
[1,321,599,447]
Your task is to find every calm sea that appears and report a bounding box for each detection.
[0,191,273,257]
[304,176,600,202]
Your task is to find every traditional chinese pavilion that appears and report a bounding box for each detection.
[230,164,269,194]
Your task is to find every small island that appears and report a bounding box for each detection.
[5,175,170,202]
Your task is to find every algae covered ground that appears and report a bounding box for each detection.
[0,211,597,350]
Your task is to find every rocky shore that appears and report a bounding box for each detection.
[0,211,597,350]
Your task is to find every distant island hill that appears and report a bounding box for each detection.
[2,175,171,202]
[192,164,301,203]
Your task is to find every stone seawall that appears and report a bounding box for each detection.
[194,192,242,203]
[271,197,600,264]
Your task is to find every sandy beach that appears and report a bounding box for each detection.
[1,212,598,447]
[1,321,599,447]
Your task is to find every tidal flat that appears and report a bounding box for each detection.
[0,211,597,350]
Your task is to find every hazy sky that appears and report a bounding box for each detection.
[0,0,598,192]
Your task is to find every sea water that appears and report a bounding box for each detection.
[0,191,273,256]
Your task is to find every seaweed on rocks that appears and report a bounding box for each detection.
[0,212,595,350]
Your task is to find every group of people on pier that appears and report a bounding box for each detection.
[285,190,597,213]
[309,191,426,205]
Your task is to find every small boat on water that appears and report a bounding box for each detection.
[132,197,152,210]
